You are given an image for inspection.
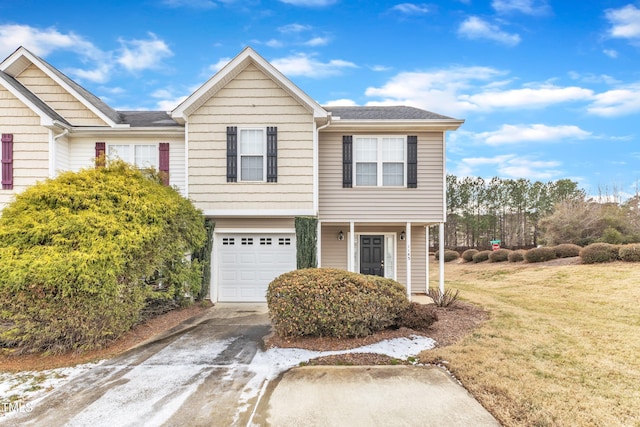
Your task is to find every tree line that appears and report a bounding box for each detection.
[433,175,585,250]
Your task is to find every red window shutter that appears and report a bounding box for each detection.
[159,143,170,185]
[95,142,106,168]
[2,134,13,190]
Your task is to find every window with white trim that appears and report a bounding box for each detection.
[354,136,406,187]
[239,129,265,181]
[109,144,158,169]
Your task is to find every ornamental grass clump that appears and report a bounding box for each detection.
[0,161,206,354]
[580,243,619,264]
[266,268,410,338]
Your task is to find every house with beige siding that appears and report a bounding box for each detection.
[0,46,463,302]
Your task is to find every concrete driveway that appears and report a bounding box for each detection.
[3,304,499,427]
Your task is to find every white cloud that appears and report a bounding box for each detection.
[157,96,188,111]
[391,3,430,15]
[270,53,357,78]
[0,24,102,60]
[264,39,284,48]
[463,84,594,109]
[457,154,562,179]
[491,0,550,15]
[458,16,521,46]
[588,83,640,117]
[117,33,173,72]
[304,37,330,46]
[476,124,591,146]
[67,64,112,84]
[161,0,217,8]
[603,49,618,58]
[605,4,640,40]
[371,65,392,72]
[278,23,312,33]
[324,98,357,106]
[278,0,337,6]
[209,57,232,73]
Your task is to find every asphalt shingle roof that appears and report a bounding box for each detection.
[117,111,180,127]
[323,106,455,120]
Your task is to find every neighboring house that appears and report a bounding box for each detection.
[0,46,463,302]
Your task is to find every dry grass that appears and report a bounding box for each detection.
[420,260,640,427]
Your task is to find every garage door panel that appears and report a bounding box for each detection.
[217,233,296,302]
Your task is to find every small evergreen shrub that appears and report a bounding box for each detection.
[396,302,438,330]
[508,250,526,262]
[525,247,557,263]
[267,268,410,338]
[553,243,582,258]
[580,243,619,264]
[434,250,460,262]
[461,249,479,262]
[619,244,640,262]
[472,250,491,263]
[489,248,511,263]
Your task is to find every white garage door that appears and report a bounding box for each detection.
[217,233,296,302]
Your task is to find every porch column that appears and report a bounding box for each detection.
[425,225,430,293]
[439,222,445,294]
[406,222,412,299]
[349,221,355,272]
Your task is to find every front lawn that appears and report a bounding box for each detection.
[421,260,640,426]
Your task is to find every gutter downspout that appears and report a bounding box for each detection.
[314,113,332,268]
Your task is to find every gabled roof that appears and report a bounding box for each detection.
[0,70,71,128]
[172,47,328,124]
[0,46,124,127]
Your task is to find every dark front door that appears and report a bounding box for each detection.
[360,235,384,276]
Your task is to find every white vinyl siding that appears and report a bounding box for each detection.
[354,136,405,187]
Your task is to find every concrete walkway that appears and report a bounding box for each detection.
[3,303,500,427]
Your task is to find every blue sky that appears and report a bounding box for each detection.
[1,0,639,198]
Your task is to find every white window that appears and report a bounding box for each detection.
[239,129,265,181]
[109,144,158,169]
[354,136,405,187]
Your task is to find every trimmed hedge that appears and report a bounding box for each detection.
[434,250,460,262]
[619,244,640,262]
[472,250,491,263]
[508,249,526,262]
[489,248,511,263]
[580,243,619,264]
[0,162,206,354]
[553,243,582,258]
[525,247,557,263]
[267,268,410,338]
[461,249,479,262]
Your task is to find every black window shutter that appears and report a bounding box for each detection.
[407,135,417,188]
[266,127,277,182]
[95,142,106,168]
[226,127,237,182]
[342,135,353,188]
[1,134,13,190]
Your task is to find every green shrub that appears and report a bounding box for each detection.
[266,268,410,338]
[472,250,491,263]
[525,247,557,263]
[508,249,526,262]
[489,249,511,263]
[619,244,640,262]
[434,250,460,262]
[553,243,582,258]
[0,161,206,354]
[599,226,624,244]
[396,302,438,330]
[580,243,619,264]
[461,249,479,262]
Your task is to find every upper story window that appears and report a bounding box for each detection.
[109,144,158,169]
[227,126,277,183]
[239,129,265,181]
[354,136,405,187]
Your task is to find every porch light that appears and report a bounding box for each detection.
[400,230,406,241]
[338,230,345,241]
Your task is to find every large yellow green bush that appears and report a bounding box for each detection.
[266,268,410,338]
[0,161,206,354]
